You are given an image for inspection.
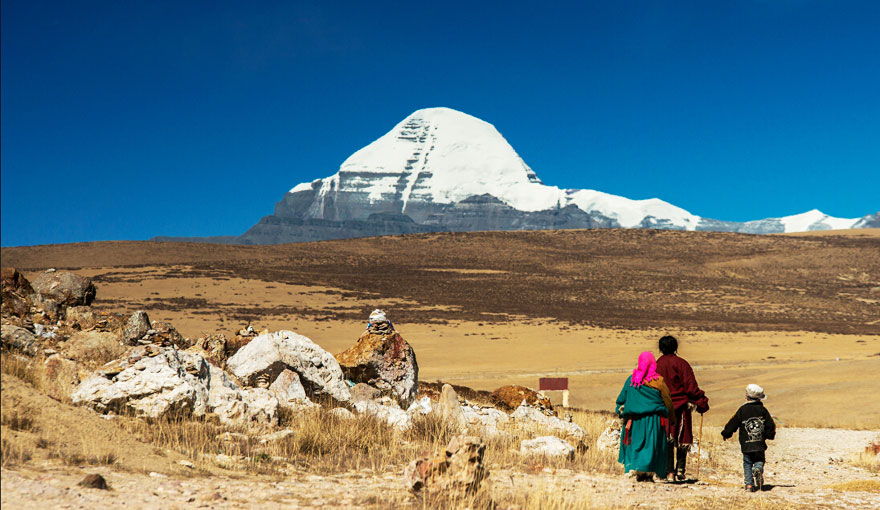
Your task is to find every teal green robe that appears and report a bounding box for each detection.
[615,375,669,477]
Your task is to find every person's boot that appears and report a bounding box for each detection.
[675,447,687,481]
[753,467,764,491]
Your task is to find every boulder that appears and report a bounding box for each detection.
[43,355,80,401]
[403,435,488,493]
[335,329,419,408]
[65,306,100,330]
[62,331,124,362]
[150,321,189,348]
[31,270,96,307]
[72,345,279,426]
[336,330,419,407]
[520,436,575,459]
[239,388,279,425]
[1,267,34,317]
[490,384,552,412]
[123,311,151,345]
[1,325,38,356]
[439,384,468,432]
[269,369,315,410]
[187,334,228,366]
[350,382,382,402]
[226,330,350,404]
[511,402,585,441]
[31,293,62,320]
[72,348,206,418]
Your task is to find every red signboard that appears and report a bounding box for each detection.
[539,377,568,391]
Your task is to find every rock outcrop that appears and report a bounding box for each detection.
[72,345,279,426]
[123,311,152,345]
[403,435,488,493]
[31,270,96,307]
[226,330,351,404]
[1,324,38,356]
[1,267,35,317]
[335,328,418,408]
[490,384,552,412]
[511,402,585,441]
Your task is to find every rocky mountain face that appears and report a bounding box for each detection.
[153,108,876,244]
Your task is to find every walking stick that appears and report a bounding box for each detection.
[696,412,704,480]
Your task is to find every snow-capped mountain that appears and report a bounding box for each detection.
[221,107,874,244]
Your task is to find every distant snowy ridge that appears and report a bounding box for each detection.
[276,107,867,235]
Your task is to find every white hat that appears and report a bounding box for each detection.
[746,384,765,400]
[369,309,387,322]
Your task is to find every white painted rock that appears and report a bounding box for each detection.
[520,436,576,458]
[226,330,350,404]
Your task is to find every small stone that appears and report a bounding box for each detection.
[78,474,109,490]
[177,460,195,469]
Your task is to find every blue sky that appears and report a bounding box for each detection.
[2,1,878,246]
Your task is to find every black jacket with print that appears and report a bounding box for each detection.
[721,401,776,453]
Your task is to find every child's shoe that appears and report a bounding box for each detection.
[745,484,757,492]
[753,467,764,491]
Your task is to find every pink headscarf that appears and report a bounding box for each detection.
[631,351,660,387]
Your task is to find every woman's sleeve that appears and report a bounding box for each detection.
[615,380,628,416]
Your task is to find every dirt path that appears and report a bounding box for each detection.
[2,428,877,509]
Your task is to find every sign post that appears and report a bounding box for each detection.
[538,377,569,408]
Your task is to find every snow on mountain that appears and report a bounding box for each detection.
[289,107,699,229]
[777,209,861,232]
[270,107,871,237]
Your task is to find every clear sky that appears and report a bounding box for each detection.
[2,1,878,246]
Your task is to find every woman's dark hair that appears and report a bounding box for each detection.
[659,335,678,355]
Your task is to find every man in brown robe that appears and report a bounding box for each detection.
[655,335,709,481]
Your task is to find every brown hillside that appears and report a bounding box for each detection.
[2,229,879,334]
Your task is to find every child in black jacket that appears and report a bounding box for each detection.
[721,384,776,492]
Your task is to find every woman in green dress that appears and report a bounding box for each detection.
[616,351,676,481]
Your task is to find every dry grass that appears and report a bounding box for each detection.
[849,451,880,474]
[0,353,46,391]
[825,479,880,493]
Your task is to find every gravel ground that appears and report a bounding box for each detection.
[2,428,878,509]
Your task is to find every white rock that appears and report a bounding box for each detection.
[227,330,350,403]
[73,346,278,427]
[269,369,315,410]
[177,460,195,469]
[520,436,576,458]
[596,423,622,452]
[353,399,412,430]
[72,349,200,418]
[439,384,467,432]
[240,388,279,425]
[511,403,585,441]
[405,396,433,417]
[330,407,356,420]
